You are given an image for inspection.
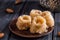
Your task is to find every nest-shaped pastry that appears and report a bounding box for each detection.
[41,11,54,27]
[30,16,48,34]
[16,15,31,30]
[30,9,42,19]
[16,9,54,34]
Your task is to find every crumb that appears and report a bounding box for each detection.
[15,0,21,4]
[57,32,60,36]
[6,8,14,13]
[0,33,4,38]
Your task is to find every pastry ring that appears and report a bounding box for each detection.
[16,15,31,30]
[30,16,48,34]
[30,9,42,19]
[41,11,54,27]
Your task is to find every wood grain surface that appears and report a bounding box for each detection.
[0,0,59,40]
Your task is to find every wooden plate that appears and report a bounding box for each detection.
[9,18,54,38]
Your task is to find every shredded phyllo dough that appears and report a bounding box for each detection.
[16,9,54,34]
[30,9,42,20]
[41,11,54,27]
[30,16,48,34]
[16,15,31,30]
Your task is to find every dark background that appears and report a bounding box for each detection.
[0,0,60,40]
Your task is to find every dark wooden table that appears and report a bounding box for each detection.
[0,0,60,40]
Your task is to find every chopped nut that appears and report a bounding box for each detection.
[57,32,60,36]
[6,8,14,13]
[15,0,21,4]
[0,33,4,38]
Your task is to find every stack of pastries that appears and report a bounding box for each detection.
[16,9,54,34]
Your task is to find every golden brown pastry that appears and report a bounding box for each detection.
[41,11,54,27]
[30,9,42,19]
[16,10,54,34]
[30,16,48,34]
[16,15,31,30]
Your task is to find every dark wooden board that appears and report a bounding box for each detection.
[0,1,57,40]
[52,13,60,40]
[0,1,26,40]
